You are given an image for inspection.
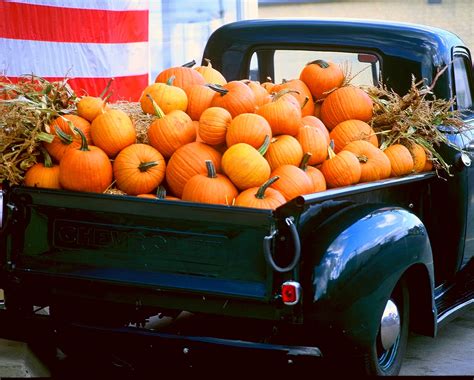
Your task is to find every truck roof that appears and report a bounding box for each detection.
[204,18,467,95]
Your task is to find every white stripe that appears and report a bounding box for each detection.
[0,38,149,78]
[5,0,149,11]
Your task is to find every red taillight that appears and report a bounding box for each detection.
[281,281,301,305]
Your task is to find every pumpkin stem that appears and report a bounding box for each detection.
[273,88,300,102]
[307,59,330,68]
[328,140,337,160]
[74,127,90,152]
[99,78,115,99]
[103,92,113,106]
[39,146,54,168]
[255,176,280,199]
[357,155,369,163]
[205,160,217,178]
[182,60,196,68]
[156,185,167,199]
[258,135,271,156]
[146,94,165,119]
[54,125,74,145]
[36,132,55,144]
[299,152,313,171]
[166,75,176,86]
[203,58,213,68]
[208,83,228,96]
[138,161,159,172]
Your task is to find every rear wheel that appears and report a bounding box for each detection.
[362,278,410,375]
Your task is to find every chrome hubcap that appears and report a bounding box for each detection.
[380,299,400,351]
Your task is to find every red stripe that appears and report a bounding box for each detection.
[0,2,148,43]
[3,75,149,102]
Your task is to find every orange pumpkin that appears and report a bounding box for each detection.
[113,144,166,195]
[320,146,361,188]
[59,128,113,193]
[296,124,329,165]
[198,107,232,146]
[226,113,272,149]
[221,138,271,190]
[329,119,378,153]
[234,176,286,210]
[137,186,180,200]
[299,153,326,193]
[182,160,238,205]
[242,80,272,107]
[194,59,227,85]
[271,78,315,117]
[269,164,314,201]
[383,144,414,177]
[147,96,196,158]
[343,140,391,182]
[299,59,345,100]
[406,142,427,172]
[140,77,188,115]
[90,109,136,157]
[264,135,303,171]
[45,114,91,162]
[76,79,113,121]
[155,61,206,95]
[166,142,222,198]
[209,81,256,117]
[320,86,373,130]
[23,148,61,189]
[186,83,216,121]
[300,115,330,143]
[256,91,302,136]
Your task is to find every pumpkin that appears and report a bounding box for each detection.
[264,135,303,171]
[137,185,180,200]
[182,160,238,205]
[166,142,222,198]
[234,176,286,210]
[76,79,113,121]
[269,164,314,201]
[299,59,345,100]
[194,58,227,85]
[147,95,196,158]
[198,106,232,146]
[140,77,188,115]
[320,145,361,188]
[384,144,414,177]
[329,119,378,153]
[406,142,427,172]
[155,60,206,95]
[320,86,373,130]
[23,148,61,189]
[300,115,330,144]
[221,137,271,190]
[256,91,302,136]
[226,113,272,149]
[209,81,256,117]
[314,101,322,119]
[90,109,136,157]
[113,144,166,195]
[296,124,329,165]
[261,78,275,94]
[44,114,91,162]
[343,140,391,182]
[300,153,327,193]
[271,78,315,117]
[59,127,113,193]
[186,84,215,121]
[242,80,272,107]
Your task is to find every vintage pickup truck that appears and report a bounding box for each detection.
[1,18,474,376]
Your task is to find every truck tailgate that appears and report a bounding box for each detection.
[4,187,278,311]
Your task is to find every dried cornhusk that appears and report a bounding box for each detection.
[366,67,467,175]
[0,75,77,185]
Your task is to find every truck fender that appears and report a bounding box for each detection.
[299,203,436,349]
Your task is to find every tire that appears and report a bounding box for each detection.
[361,277,410,376]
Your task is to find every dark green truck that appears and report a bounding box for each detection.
[1,19,474,376]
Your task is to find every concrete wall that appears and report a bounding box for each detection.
[258,0,474,50]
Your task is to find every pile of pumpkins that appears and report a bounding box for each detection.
[23,59,432,210]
